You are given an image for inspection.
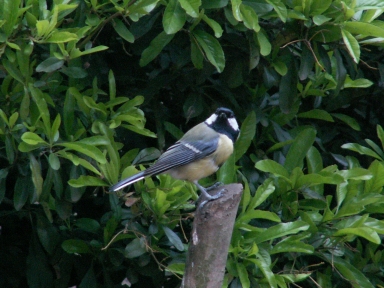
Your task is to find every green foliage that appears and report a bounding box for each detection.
[2,0,384,287]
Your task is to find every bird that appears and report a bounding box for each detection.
[110,107,240,205]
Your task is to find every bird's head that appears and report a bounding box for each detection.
[205,107,240,142]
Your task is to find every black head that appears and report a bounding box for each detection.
[205,107,240,142]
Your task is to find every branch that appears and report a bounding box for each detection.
[181,184,243,288]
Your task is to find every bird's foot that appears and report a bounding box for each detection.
[198,188,227,209]
[206,182,223,191]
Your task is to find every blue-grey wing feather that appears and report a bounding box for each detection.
[144,138,218,176]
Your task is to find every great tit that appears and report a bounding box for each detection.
[110,107,240,203]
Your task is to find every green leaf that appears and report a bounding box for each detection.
[30,154,43,201]
[166,263,185,275]
[190,38,204,69]
[270,240,314,254]
[284,128,317,173]
[179,0,201,17]
[332,113,360,131]
[3,58,24,84]
[313,15,331,25]
[298,44,315,80]
[344,21,384,38]
[252,221,309,244]
[322,254,375,288]
[377,125,384,150]
[240,4,260,32]
[255,160,290,180]
[298,109,334,122]
[21,132,48,145]
[238,210,281,223]
[48,153,61,170]
[29,84,51,134]
[202,15,223,38]
[45,31,78,43]
[343,77,373,88]
[341,143,382,160]
[306,146,323,174]
[163,0,186,34]
[68,175,107,188]
[337,167,373,180]
[334,227,380,244]
[235,111,256,161]
[60,66,88,78]
[218,152,236,184]
[113,18,135,43]
[309,0,332,15]
[192,29,225,72]
[58,142,107,164]
[140,31,174,66]
[256,29,271,56]
[133,147,161,164]
[163,226,184,251]
[75,218,100,233]
[1,0,21,36]
[247,178,275,210]
[341,29,360,63]
[69,45,109,59]
[249,257,277,288]
[236,262,250,288]
[266,0,287,22]
[62,239,92,254]
[124,238,147,258]
[14,176,32,211]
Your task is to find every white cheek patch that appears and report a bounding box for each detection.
[205,114,217,125]
[228,118,239,131]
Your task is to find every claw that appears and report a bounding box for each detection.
[193,180,226,209]
[197,188,227,209]
[206,182,223,191]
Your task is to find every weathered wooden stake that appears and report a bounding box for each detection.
[181,184,243,288]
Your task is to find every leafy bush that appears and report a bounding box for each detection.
[1,0,384,287]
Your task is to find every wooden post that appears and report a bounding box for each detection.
[182,184,243,288]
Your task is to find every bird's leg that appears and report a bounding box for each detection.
[194,181,226,208]
[206,182,223,191]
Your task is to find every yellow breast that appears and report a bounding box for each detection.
[168,134,234,182]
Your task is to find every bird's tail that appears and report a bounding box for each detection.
[109,171,145,192]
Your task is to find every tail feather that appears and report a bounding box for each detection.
[109,171,145,192]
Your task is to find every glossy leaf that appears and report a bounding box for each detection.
[58,142,107,164]
[163,226,184,251]
[252,221,310,244]
[124,238,147,258]
[256,160,290,180]
[334,227,380,244]
[341,29,360,63]
[235,111,256,161]
[113,18,135,43]
[341,143,382,160]
[284,128,316,172]
[179,0,201,17]
[266,0,287,22]
[62,239,92,254]
[68,175,107,188]
[202,15,223,38]
[163,0,186,34]
[192,29,225,72]
[298,109,334,122]
[322,254,375,288]
[140,31,174,66]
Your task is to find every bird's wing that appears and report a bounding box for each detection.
[143,138,218,176]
